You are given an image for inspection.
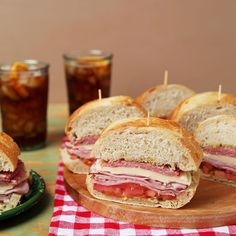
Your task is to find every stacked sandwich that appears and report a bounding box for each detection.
[61,96,146,174]
[86,117,203,208]
[194,115,236,186]
[0,132,29,211]
[170,92,236,185]
[62,87,236,210]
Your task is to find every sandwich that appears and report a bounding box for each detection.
[170,92,236,133]
[0,132,29,212]
[61,96,146,174]
[86,117,203,208]
[195,115,236,186]
[136,84,194,118]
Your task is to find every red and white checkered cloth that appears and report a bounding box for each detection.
[49,162,236,236]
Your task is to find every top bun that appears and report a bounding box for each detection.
[91,117,203,171]
[194,115,236,148]
[170,92,236,132]
[136,84,194,118]
[66,96,147,141]
[0,132,20,172]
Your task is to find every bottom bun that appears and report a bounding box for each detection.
[0,193,21,212]
[60,148,89,174]
[86,171,200,209]
[201,172,236,188]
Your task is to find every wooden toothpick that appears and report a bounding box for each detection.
[98,89,102,101]
[164,70,168,88]
[218,84,222,101]
[147,112,150,126]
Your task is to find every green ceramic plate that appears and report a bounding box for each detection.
[0,170,46,220]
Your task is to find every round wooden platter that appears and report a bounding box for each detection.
[64,167,236,229]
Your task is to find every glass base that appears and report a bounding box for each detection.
[20,142,46,152]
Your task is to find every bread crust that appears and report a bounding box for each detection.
[170,92,236,122]
[0,132,20,172]
[86,171,200,209]
[65,96,147,137]
[91,117,203,171]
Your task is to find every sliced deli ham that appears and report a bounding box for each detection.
[90,159,190,199]
[62,135,98,160]
[91,172,187,197]
[203,156,236,173]
[0,160,28,185]
[4,181,29,195]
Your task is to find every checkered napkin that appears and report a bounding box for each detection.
[49,162,236,236]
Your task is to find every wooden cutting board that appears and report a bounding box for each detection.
[64,167,236,229]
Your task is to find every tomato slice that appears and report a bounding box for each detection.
[201,162,236,182]
[201,162,214,174]
[225,171,236,182]
[93,182,176,200]
[81,158,96,166]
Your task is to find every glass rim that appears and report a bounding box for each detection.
[0,59,49,73]
[63,49,113,61]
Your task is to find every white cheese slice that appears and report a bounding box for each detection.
[204,152,236,166]
[94,160,191,185]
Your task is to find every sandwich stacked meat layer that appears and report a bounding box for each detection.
[61,96,146,174]
[86,117,203,208]
[0,132,29,211]
[195,115,236,186]
[136,84,194,118]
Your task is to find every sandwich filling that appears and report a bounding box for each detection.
[201,146,236,182]
[62,135,99,166]
[90,160,191,200]
[0,160,29,204]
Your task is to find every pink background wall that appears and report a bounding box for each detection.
[0,0,235,102]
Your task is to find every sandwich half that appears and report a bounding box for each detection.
[195,115,236,186]
[0,132,29,212]
[170,92,236,133]
[86,117,203,208]
[61,96,146,174]
[136,84,194,118]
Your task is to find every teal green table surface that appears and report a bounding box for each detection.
[0,103,68,236]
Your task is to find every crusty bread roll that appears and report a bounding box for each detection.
[62,96,147,174]
[136,84,194,118]
[87,117,203,209]
[170,92,236,133]
[0,132,20,172]
[194,115,236,187]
